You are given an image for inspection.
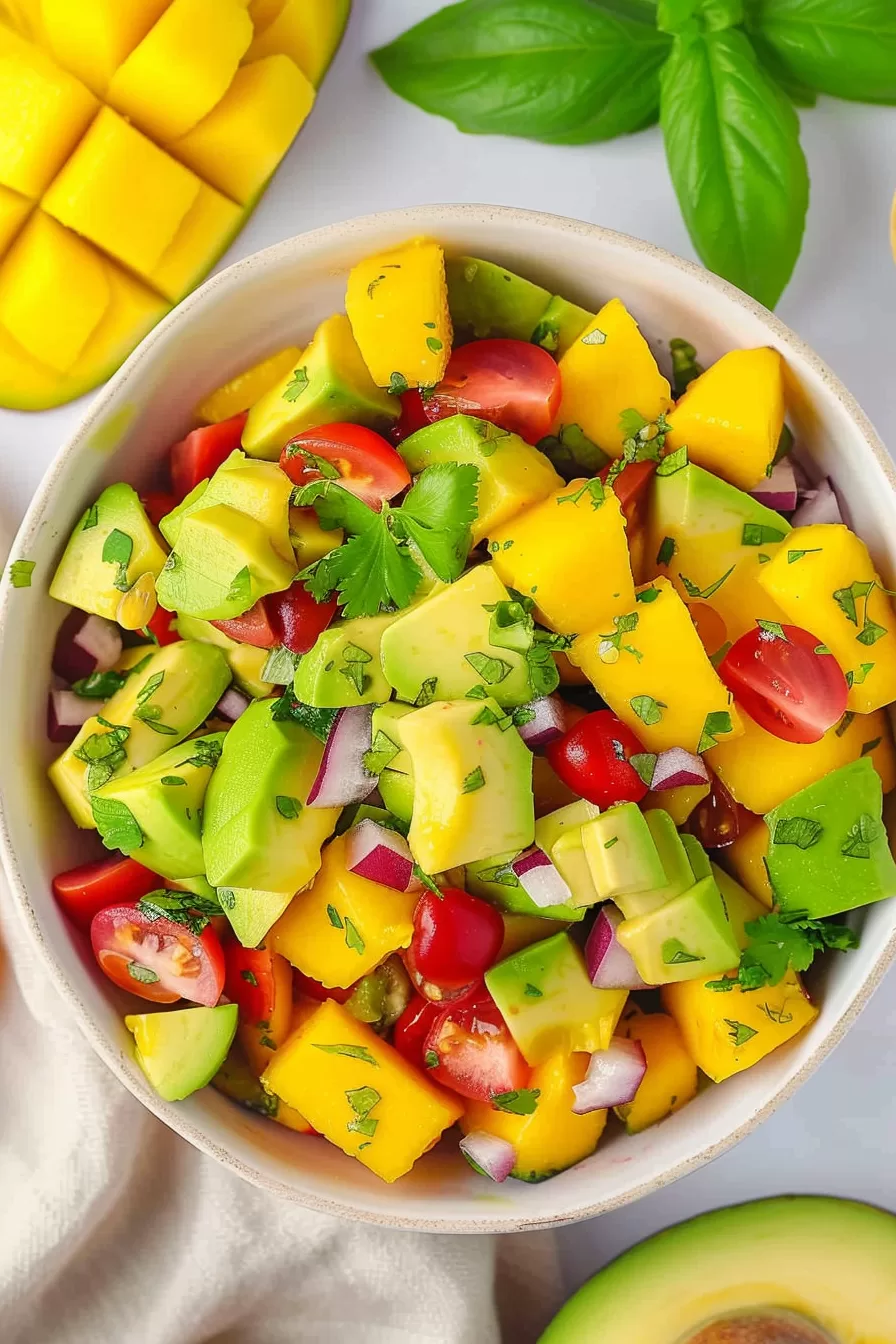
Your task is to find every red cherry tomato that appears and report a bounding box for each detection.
[169,412,248,500]
[141,490,177,528]
[392,390,431,443]
[265,581,338,655]
[423,988,530,1102]
[53,856,163,933]
[546,709,649,808]
[280,423,411,508]
[293,970,353,1005]
[211,599,278,649]
[398,339,562,445]
[687,773,758,850]
[224,942,280,1025]
[146,603,181,646]
[406,888,505,999]
[90,904,226,1005]
[393,993,444,1067]
[600,459,656,531]
[719,623,849,744]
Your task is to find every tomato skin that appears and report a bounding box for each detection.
[141,491,177,528]
[224,942,282,1026]
[393,993,444,1067]
[719,624,849,744]
[266,582,338,655]
[90,904,226,1006]
[688,773,757,850]
[146,604,181,646]
[53,856,163,932]
[423,988,530,1102]
[408,888,505,997]
[546,709,649,808]
[293,970,353,1005]
[281,423,411,508]
[600,460,656,531]
[169,412,247,500]
[393,390,431,443]
[211,600,278,649]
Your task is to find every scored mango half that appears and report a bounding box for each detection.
[0,0,350,410]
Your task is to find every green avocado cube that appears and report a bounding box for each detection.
[174,613,270,698]
[159,450,293,561]
[49,482,168,621]
[217,886,295,950]
[617,875,741,985]
[369,702,414,776]
[534,800,601,908]
[581,803,666,902]
[465,852,583,923]
[126,1004,238,1102]
[446,255,551,342]
[293,612,399,708]
[681,832,712,883]
[531,294,593,358]
[764,757,896,918]
[485,932,628,1065]
[614,810,695,919]
[377,768,415,826]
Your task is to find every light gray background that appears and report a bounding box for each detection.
[2,0,896,1302]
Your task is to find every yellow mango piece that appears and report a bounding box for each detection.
[0,211,108,371]
[197,344,303,423]
[0,182,30,255]
[666,348,785,491]
[490,480,635,635]
[172,55,314,206]
[0,0,42,37]
[571,577,743,754]
[643,783,710,827]
[263,999,463,1183]
[462,1051,606,1183]
[616,1012,697,1135]
[725,820,774,908]
[269,834,417,988]
[758,522,896,712]
[106,0,252,143]
[213,1043,312,1132]
[150,182,242,302]
[552,298,672,457]
[40,0,169,95]
[238,948,293,1077]
[0,25,98,197]
[43,106,200,278]
[709,703,895,814]
[346,236,452,389]
[245,0,350,86]
[249,0,285,31]
[289,505,341,567]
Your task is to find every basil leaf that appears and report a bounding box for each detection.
[660,28,808,307]
[371,0,672,146]
[748,0,896,106]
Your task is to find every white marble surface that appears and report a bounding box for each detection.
[2,0,896,1303]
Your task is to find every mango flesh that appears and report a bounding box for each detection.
[245,0,351,87]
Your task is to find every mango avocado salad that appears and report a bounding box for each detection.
[37,237,896,1186]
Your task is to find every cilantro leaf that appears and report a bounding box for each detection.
[709,911,859,992]
[491,1088,540,1115]
[9,558,35,588]
[396,462,479,582]
[328,525,422,619]
[91,796,144,855]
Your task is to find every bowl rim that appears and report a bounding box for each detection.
[3,202,896,1233]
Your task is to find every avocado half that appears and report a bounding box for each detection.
[540,1197,896,1343]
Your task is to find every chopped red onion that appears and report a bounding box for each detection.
[571,1038,647,1114]
[791,477,843,527]
[52,611,122,683]
[459,1131,516,1183]
[749,459,797,512]
[307,706,377,808]
[515,695,566,749]
[47,689,104,743]
[650,747,709,791]
[511,847,574,909]
[216,687,250,721]
[585,905,651,990]
[346,819,420,892]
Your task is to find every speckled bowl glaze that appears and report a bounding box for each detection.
[2,205,895,1233]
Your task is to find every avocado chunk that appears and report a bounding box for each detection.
[377,768,415,827]
[485,932,628,1065]
[617,874,741,985]
[91,732,224,880]
[160,450,293,560]
[202,699,340,891]
[612,809,694,919]
[49,640,231,829]
[582,804,667,904]
[682,831,712,882]
[400,697,534,872]
[293,611,400,707]
[764,757,896,917]
[242,314,398,460]
[50,482,168,621]
[531,294,593,358]
[381,565,535,709]
[540,1196,896,1344]
[399,414,561,543]
[125,1004,238,1102]
[367,702,415,824]
[465,852,583,923]
[536,423,610,483]
[174,613,269,698]
[446,255,551,342]
[218,885,296,950]
[533,800,601,908]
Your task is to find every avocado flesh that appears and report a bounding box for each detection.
[534,800,601,909]
[160,450,293,562]
[377,768,414,827]
[613,809,695,919]
[155,503,294,621]
[218,886,295,950]
[174,613,270,698]
[466,852,583,923]
[293,611,400,708]
[531,294,592,358]
[539,1196,896,1343]
[49,482,168,621]
[617,875,740,985]
[446,255,551,342]
[125,1004,238,1102]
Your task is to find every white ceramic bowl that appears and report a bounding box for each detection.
[2,205,896,1233]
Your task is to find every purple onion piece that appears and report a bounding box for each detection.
[307,705,377,809]
[585,905,651,991]
[650,747,709,792]
[571,1038,648,1114]
[47,689,105,744]
[516,695,567,749]
[216,687,250,721]
[791,477,843,527]
[459,1131,516,1183]
[749,459,797,513]
[345,819,419,892]
[52,610,123,683]
[511,847,574,909]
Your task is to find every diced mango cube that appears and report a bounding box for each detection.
[43,107,200,278]
[245,0,351,87]
[269,834,418,988]
[0,182,30,255]
[489,480,635,636]
[0,211,108,371]
[346,236,452,389]
[106,0,252,143]
[171,55,314,206]
[150,182,242,302]
[616,1012,697,1134]
[40,0,169,95]
[571,577,743,754]
[666,348,785,491]
[0,0,42,38]
[262,999,463,1182]
[197,344,303,423]
[248,0,285,31]
[758,523,896,712]
[0,26,98,197]
[552,298,672,458]
[725,820,774,908]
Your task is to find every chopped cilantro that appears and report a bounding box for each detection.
[629,752,658,787]
[681,566,735,601]
[226,566,252,607]
[724,1019,758,1047]
[656,536,675,568]
[841,813,881,859]
[846,663,874,688]
[101,529,133,592]
[465,652,512,685]
[344,918,365,955]
[72,668,128,699]
[275,795,302,820]
[787,548,822,563]
[461,766,486,794]
[241,970,258,987]
[835,711,856,738]
[388,372,410,397]
[424,1049,439,1068]
[271,693,337,742]
[773,817,823,849]
[282,367,309,402]
[523,984,543,998]
[414,676,438,707]
[326,904,344,929]
[656,445,688,476]
[491,1088,540,1115]
[9,558,35,588]
[581,327,606,346]
[364,730,400,775]
[160,775,185,786]
[425,336,443,354]
[706,911,859,992]
[756,620,787,640]
[91,796,143,854]
[346,1085,381,1138]
[314,1044,379,1065]
[662,939,703,965]
[630,695,666,727]
[861,737,882,757]
[81,503,99,531]
[697,710,734,753]
[636,586,660,604]
[742,523,786,546]
[669,337,702,397]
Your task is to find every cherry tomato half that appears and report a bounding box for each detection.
[211,599,279,649]
[687,773,758,850]
[424,988,530,1102]
[53,856,163,933]
[600,459,656,532]
[400,339,562,445]
[90,904,225,1005]
[393,993,444,1067]
[293,970,353,1005]
[146,603,181,646]
[406,888,505,999]
[546,709,649,808]
[169,412,247,501]
[224,941,290,1028]
[281,423,411,508]
[719,623,849,744]
[141,491,177,528]
[266,582,338,655]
